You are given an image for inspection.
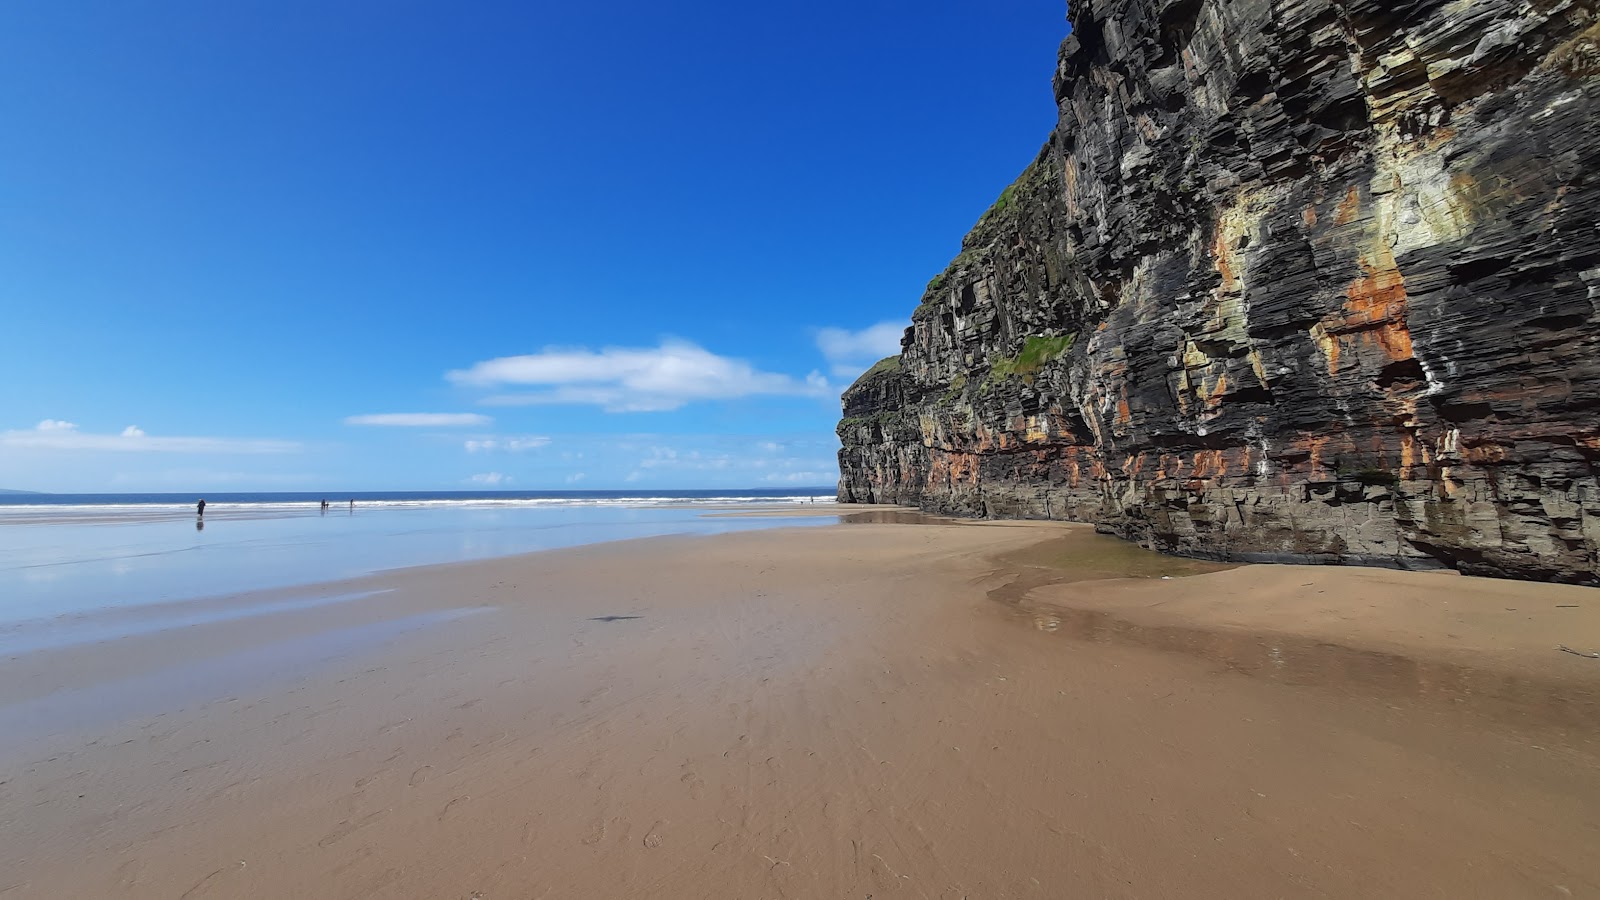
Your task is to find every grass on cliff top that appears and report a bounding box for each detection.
[978,160,1042,226]
[992,183,1015,215]
[984,333,1076,387]
[919,155,1048,307]
[846,355,902,393]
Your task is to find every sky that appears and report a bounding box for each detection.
[0,1,1068,493]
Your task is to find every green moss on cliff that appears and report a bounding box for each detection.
[984,333,1076,387]
[992,184,1015,214]
[978,162,1043,227]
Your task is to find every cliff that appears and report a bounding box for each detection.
[838,0,1600,583]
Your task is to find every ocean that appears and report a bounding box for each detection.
[0,488,835,514]
[0,488,838,633]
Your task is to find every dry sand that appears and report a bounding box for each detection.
[1,520,1597,898]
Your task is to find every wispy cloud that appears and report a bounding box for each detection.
[613,437,837,486]
[565,472,586,484]
[464,436,551,453]
[467,472,510,485]
[1,420,300,454]
[449,340,829,412]
[763,471,833,484]
[345,413,492,427]
[108,469,324,488]
[816,322,904,379]
[637,446,732,471]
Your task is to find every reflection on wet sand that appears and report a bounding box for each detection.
[1014,600,1598,730]
[0,589,395,656]
[839,510,950,525]
[0,607,493,757]
[995,531,1236,582]
[986,533,1600,733]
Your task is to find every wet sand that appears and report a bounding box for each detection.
[2,521,1598,897]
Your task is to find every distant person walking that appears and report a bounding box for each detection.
[197,498,206,517]
[349,499,354,512]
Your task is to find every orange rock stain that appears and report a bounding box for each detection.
[1333,185,1361,225]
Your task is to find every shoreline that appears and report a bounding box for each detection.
[0,502,874,624]
[0,498,866,528]
[3,519,1597,897]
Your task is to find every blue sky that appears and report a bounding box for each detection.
[0,1,1066,492]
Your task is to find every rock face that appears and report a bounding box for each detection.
[838,0,1600,583]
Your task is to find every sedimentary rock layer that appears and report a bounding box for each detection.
[838,0,1600,582]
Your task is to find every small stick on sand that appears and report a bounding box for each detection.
[1556,645,1600,659]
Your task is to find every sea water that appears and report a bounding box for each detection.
[0,489,837,625]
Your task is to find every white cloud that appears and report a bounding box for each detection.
[109,469,323,488]
[468,472,510,485]
[449,340,829,412]
[816,322,904,378]
[464,436,551,453]
[637,447,732,471]
[565,472,586,484]
[623,470,643,483]
[763,471,833,484]
[615,441,837,486]
[345,413,492,427]
[1,421,299,454]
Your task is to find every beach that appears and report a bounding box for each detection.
[2,515,1598,898]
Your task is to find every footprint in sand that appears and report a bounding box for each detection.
[642,820,666,848]
[177,866,229,899]
[680,770,704,800]
[353,767,391,790]
[202,776,261,803]
[438,796,470,822]
[408,765,433,787]
[317,811,388,848]
[580,820,607,845]
[113,857,145,888]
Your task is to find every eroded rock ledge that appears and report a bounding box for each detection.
[838,0,1600,583]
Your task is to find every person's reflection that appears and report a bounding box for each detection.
[196,517,205,532]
